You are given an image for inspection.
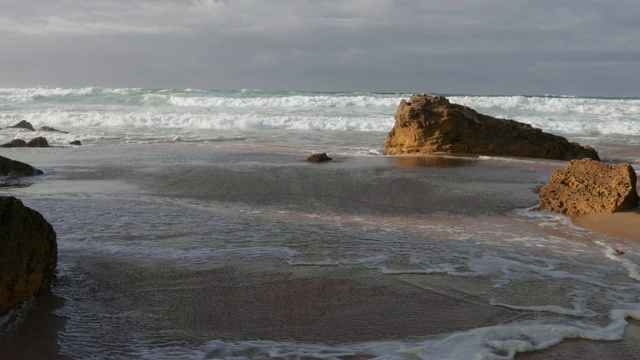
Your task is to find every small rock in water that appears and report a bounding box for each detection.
[7,120,35,131]
[307,153,333,163]
[39,126,69,134]
[69,140,82,146]
[0,139,28,148]
[27,137,49,148]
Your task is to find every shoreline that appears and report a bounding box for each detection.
[572,208,640,243]
[517,319,640,360]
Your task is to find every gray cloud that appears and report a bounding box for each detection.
[1,0,638,96]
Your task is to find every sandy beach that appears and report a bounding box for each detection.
[573,209,640,243]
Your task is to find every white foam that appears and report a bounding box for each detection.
[119,307,640,360]
[168,94,401,108]
[598,241,640,282]
[491,302,596,318]
[450,95,640,117]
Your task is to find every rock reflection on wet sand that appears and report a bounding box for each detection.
[392,155,474,168]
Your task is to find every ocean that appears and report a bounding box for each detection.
[1,87,639,359]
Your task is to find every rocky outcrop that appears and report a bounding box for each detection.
[307,153,333,163]
[385,95,599,160]
[0,156,43,176]
[1,139,28,148]
[6,120,35,131]
[27,137,49,148]
[0,196,57,315]
[537,158,639,216]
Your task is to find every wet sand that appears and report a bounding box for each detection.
[2,146,639,359]
[78,259,532,345]
[573,209,640,243]
[536,209,640,359]
[0,285,69,360]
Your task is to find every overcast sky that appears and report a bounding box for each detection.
[1,0,639,96]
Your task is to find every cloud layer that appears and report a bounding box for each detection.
[1,0,639,96]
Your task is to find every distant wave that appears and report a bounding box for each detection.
[1,87,639,137]
[450,95,640,116]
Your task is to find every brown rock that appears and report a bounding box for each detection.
[1,139,28,148]
[69,140,82,146]
[27,137,49,148]
[307,153,333,163]
[384,95,599,161]
[0,156,43,176]
[537,158,639,216]
[39,126,68,134]
[0,196,57,315]
[7,120,35,131]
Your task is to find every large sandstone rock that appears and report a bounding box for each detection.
[0,156,43,176]
[0,196,57,315]
[537,158,639,216]
[385,95,599,160]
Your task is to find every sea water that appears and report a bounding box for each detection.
[1,87,640,359]
[1,87,640,155]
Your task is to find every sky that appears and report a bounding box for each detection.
[1,0,639,96]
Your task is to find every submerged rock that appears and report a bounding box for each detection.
[307,153,333,163]
[385,94,599,160]
[6,120,35,131]
[537,158,639,216]
[0,139,28,148]
[27,137,49,148]
[0,196,58,315]
[0,156,43,176]
[39,126,69,134]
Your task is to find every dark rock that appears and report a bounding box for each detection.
[0,196,57,315]
[1,139,28,148]
[0,156,43,176]
[307,153,333,163]
[26,137,49,148]
[7,120,35,131]
[385,94,600,161]
[39,126,68,134]
[69,140,82,146]
[537,158,639,216]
